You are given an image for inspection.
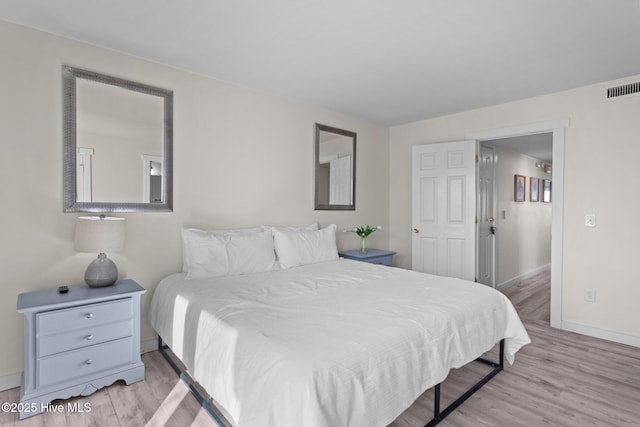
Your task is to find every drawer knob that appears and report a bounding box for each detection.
[86,334,94,341]
[85,313,94,319]
[85,359,93,365]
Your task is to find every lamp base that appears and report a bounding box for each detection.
[85,253,118,287]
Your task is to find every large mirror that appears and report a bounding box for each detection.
[63,66,173,212]
[314,123,356,210]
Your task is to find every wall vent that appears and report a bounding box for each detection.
[606,81,640,99]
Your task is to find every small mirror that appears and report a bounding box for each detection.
[63,66,173,212]
[314,123,356,210]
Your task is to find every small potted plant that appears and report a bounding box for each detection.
[344,225,382,253]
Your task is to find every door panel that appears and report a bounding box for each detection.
[477,145,496,287]
[412,141,477,281]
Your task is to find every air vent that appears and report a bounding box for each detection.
[606,81,640,99]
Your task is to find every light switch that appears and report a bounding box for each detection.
[585,214,596,227]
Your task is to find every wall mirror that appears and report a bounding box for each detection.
[314,123,356,210]
[63,65,173,212]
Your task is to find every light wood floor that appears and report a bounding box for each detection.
[2,270,639,426]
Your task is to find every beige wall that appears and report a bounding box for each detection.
[491,146,552,286]
[390,75,640,342]
[0,21,389,384]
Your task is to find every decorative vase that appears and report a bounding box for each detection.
[360,236,368,253]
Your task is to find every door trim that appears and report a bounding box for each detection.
[466,118,569,329]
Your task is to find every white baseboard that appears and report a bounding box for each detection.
[560,320,640,348]
[0,371,21,392]
[497,264,551,291]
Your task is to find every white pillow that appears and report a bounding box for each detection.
[183,229,277,279]
[182,226,265,272]
[267,223,319,233]
[273,224,339,269]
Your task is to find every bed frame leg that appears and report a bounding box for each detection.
[433,384,441,422]
[425,339,504,427]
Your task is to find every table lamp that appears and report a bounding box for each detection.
[74,215,125,287]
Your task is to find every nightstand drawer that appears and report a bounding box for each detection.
[38,319,133,357]
[37,337,134,389]
[339,249,396,266]
[360,255,393,266]
[37,298,132,335]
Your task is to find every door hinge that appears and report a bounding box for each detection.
[475,216,478,224]
[475,154,479,163]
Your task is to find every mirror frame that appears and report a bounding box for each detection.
[63,65,173,212]
[314,123,356,211]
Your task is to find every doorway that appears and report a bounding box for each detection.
[467,119,567,329]
[480,133,553,290]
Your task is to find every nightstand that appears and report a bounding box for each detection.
[16,279,145,419]
[339,249,396,266]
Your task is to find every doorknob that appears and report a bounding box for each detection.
[488,217,494,223]
[413,227,420,234]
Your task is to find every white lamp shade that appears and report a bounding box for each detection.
[74,216,125,253]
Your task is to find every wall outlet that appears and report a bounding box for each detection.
[584,289,596,302]
[585,214,596,227]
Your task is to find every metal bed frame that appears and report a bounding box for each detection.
[158,337,505,427]
[426,339,504,426]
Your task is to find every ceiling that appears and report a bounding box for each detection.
[483,133,553,163]
[1,1,639,127]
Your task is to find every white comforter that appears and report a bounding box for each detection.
[149,259,530,427]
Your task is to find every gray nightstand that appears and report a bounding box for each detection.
[16,279,145,419]
[339,249,396,266]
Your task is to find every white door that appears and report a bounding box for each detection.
[477,145,496,287]
[412,141,477,281]
[76,147,94,202]
[329,155,352,205]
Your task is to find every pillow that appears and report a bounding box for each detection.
[267,223,319,233]
[183,229,277,279]
[273,224,339,269]
[182,226,265,272]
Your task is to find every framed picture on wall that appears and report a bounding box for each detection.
[543,179,552,203]
[514,175,526,202]
[530,177,539,202]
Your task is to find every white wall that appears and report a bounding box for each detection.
[0,21,389,386]
[390,75,640,345]
[491,146,552,286]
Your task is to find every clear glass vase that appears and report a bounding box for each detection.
[360,236,368,253]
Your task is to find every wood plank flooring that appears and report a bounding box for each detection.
[1,270,639,426]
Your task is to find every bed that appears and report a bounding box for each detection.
[148,224,530,427]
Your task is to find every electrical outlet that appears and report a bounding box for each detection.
[585,214,596,227]
[584,289,596,302]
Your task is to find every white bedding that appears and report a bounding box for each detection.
[149,259,530,427]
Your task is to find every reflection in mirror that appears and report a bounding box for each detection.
[314,123,356,210]
[63,66,173,212]
[142,155,164,203]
